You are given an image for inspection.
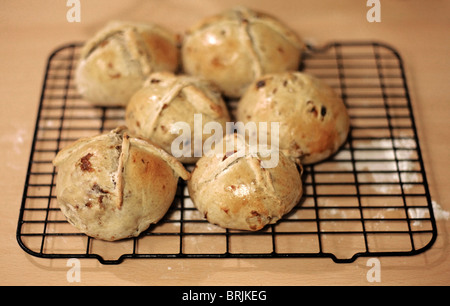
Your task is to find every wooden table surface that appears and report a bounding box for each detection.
[1,0,449,286]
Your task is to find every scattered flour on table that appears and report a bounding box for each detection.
[408,201,450,226]
[351,139,450,224]
[359,138,419,193]
[431,201,450,221]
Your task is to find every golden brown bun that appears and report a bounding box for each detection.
[75,21,180,106]
[236,71,350,165]
[187,133,303,231]
[125,71,231,163]
[52,127,190,241]
[181,6,304,98]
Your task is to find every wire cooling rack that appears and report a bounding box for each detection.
[17,41,437,264]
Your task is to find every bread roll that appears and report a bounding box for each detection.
[125,71,231,164]
[181,6,304,98]
[52,127,190,241]
[237,71,350,165]
[188,133,303,231]
[75,21,180,106]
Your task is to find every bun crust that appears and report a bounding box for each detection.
[237,72,350,164]
[181,6,304,98]
[76,21,180,106]
[125,72,231,163]
[187,134,303,231]
[52,127,190,241]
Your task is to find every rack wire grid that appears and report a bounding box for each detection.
[17,41,437,264]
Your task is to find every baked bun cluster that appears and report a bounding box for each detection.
[53,6,350,240]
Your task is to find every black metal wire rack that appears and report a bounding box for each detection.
[17,41,437,264]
